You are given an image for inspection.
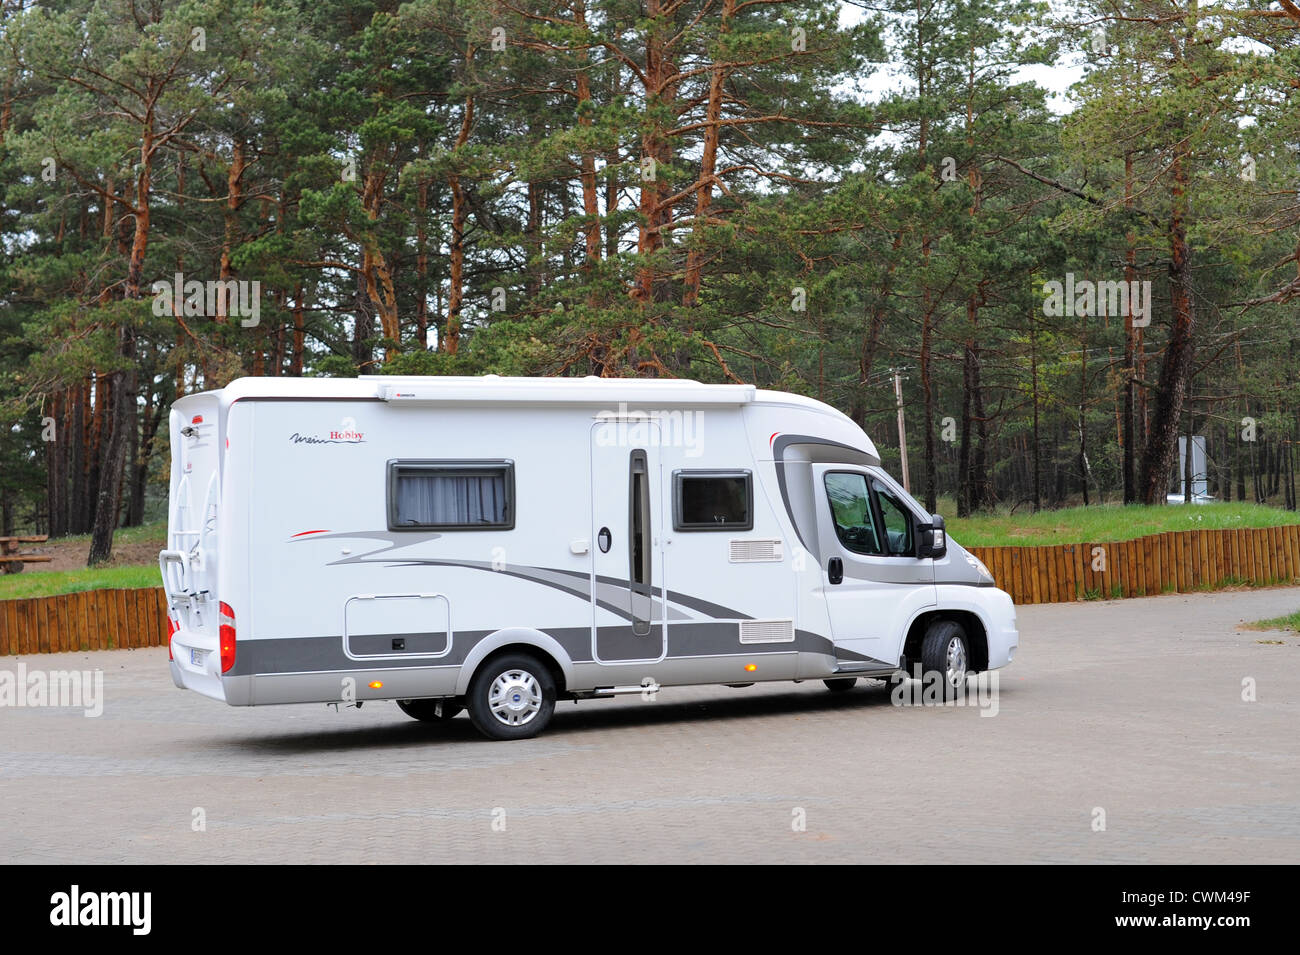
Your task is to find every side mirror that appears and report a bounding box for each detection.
[917,514,947,560]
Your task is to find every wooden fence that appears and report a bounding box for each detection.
[969,524,1300,605]
[2,524,1300,654]
[0,588,168,655]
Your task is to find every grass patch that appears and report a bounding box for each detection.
[46,521,167,549]
[942,501,1300,548]
[0,565,160,601]
[1244,611,1300,633]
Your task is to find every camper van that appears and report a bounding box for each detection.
[160,376,1017,740]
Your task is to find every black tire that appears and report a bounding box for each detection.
[823,678,857,692]
[919,619,971,700]
[466,652,556,741]
[396,698,463,722]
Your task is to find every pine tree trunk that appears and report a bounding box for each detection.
[1138,150,1195,505]
[575,3,602,270]
[88,332,135,565]
[444,96,475,356]
[416,176,429,349]
[1030,311,1041,511]
[958,344,974,518]
[45,391,65,538]
[125,396,141,526]
[292,284,305,376]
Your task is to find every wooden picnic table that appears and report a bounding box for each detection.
[0,535,52,574]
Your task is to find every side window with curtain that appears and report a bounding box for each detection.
[388,460,515,530]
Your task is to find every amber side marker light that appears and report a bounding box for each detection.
[744,664,757,672]
[369,681,384,689]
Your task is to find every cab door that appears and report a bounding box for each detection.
[812,465,935,666]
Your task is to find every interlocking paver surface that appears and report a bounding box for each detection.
[3,587,1298,863]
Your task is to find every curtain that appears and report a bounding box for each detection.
[396,471,507,526]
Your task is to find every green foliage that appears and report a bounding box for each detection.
[0,565,161,600]
[945,501,1300,548]
[2,0,1299,549]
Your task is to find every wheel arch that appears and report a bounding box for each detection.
[901,607,990,673]
[455,628,573,696]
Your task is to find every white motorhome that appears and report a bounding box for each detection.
[160,376,1017,740]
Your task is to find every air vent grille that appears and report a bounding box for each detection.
[729,539,783,563]
[739,619,795,644]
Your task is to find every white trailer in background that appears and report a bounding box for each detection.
[161,376,1017,740]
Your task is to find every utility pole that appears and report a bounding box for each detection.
[894,369,911,493]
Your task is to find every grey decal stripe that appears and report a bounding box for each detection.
[538,565,753,620]
[773,460,807,551]
[771,433,875,552]
[295,533,753,621]
[661,590,752,621]
[230,627,588,676]
[313,530,443,561]
[229,623,841,677]
[381,558,638,622]
[831,645,895,668]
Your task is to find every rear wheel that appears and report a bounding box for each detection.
[823,678,857,692]
[466,653,556,741]
[919,620,971,700]
[396,698,463,722]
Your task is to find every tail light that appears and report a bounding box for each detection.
[167,614,178,660]
[218,602,236,673]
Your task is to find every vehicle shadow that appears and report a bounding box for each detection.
[214,681,909,754]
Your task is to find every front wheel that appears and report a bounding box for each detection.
[396,698,463,722]
[466,653,556,741]
[919,620,971,700]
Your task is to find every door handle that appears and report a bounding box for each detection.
[828,557,843,585]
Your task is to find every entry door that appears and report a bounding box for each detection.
[590,423,665,663]
[813,465,936,666]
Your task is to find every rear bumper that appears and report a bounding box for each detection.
[169,628,232,702]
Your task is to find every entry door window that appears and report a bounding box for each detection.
[628,450,652,635]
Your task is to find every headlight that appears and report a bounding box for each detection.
[964,551,994,582]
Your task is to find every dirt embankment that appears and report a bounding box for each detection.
[12,531,166,573]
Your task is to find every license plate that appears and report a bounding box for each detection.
[190,648,205,666]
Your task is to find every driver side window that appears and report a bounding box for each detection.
[824,472,884,556]
[824,471,915,558]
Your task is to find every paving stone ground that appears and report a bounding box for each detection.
[3,587,1299,863]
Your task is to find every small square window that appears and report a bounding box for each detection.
[673,470,753,531]
[388,460,515,531]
